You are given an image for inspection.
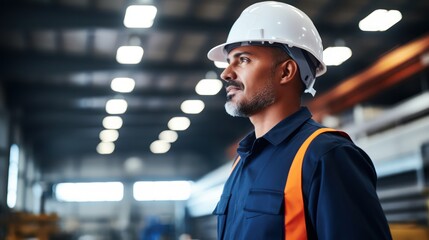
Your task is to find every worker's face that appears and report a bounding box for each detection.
[221,45,280,117]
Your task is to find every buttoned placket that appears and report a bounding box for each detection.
[224,137,265,240]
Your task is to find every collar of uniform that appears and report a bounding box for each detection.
[237,130,257,156]
[262,107,312,146]
[237,107,312,153]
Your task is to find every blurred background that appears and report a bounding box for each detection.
[0,0,428,239]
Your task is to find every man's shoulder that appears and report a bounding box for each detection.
[300,120,358,158]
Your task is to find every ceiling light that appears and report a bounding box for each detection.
[96,142,115,155]
[124,157,144,174]
[106,99,128,114]
[111,77,135,93]
[323,46,352,66]
[359,9,402,32]
[214,61,229,68]
[124,5,157,28]
[181,100,205,114]
[99,129,119,142]
[195,79,223,95]
[102,116,123,129]
[116,46,144,64]
[168,117,190,131]
[150,140,171,154]
[159,130,178,143]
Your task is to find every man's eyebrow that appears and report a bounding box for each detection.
[226,51,253,63]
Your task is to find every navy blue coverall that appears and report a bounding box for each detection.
[213,107,392,240]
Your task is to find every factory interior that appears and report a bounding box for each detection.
[0,0,429,239]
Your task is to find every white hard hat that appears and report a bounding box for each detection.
[207,1,326,96]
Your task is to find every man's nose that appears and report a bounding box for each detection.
[220,65,237,81]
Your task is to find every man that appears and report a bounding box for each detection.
[207,1,392,240]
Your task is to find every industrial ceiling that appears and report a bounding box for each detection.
[0,0,428,180]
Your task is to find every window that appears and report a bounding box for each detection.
[133,181,192,201]
[7,144,19,208]
[55,182,124,202]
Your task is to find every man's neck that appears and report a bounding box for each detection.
[249,103,301,138]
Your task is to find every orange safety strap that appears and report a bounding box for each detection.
[230,155,241,174]
[284,128,341,240]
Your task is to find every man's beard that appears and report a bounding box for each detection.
[224,79,276,117]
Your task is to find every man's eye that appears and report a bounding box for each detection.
[240,57,250,63]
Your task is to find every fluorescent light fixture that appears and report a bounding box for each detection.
[99,129,119,142]
[111,77,135,93]
[159,130,178,143]
[323,46,352,66]
[168,117,190,131]
[7,144,19,208]
[181,100,205,114]
[124,5,157,28]
[106,99,128,114]
[96,142,115,154]
[116,46,144,64]
[214,61,229,68]
[102,116,123,129]
[195,79,223,95]
[133,181,192,201]
[55,182,123,202]
[150,140,171,154]
[359,9,402,32]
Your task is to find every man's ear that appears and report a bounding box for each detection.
[280,59,299,85]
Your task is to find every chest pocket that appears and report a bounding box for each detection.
[244,188,283,218]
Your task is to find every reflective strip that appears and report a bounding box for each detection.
[284,128,343,240]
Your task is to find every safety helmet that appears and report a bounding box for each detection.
[207,1,326,96]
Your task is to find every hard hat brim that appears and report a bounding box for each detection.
[207,42,228,63]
